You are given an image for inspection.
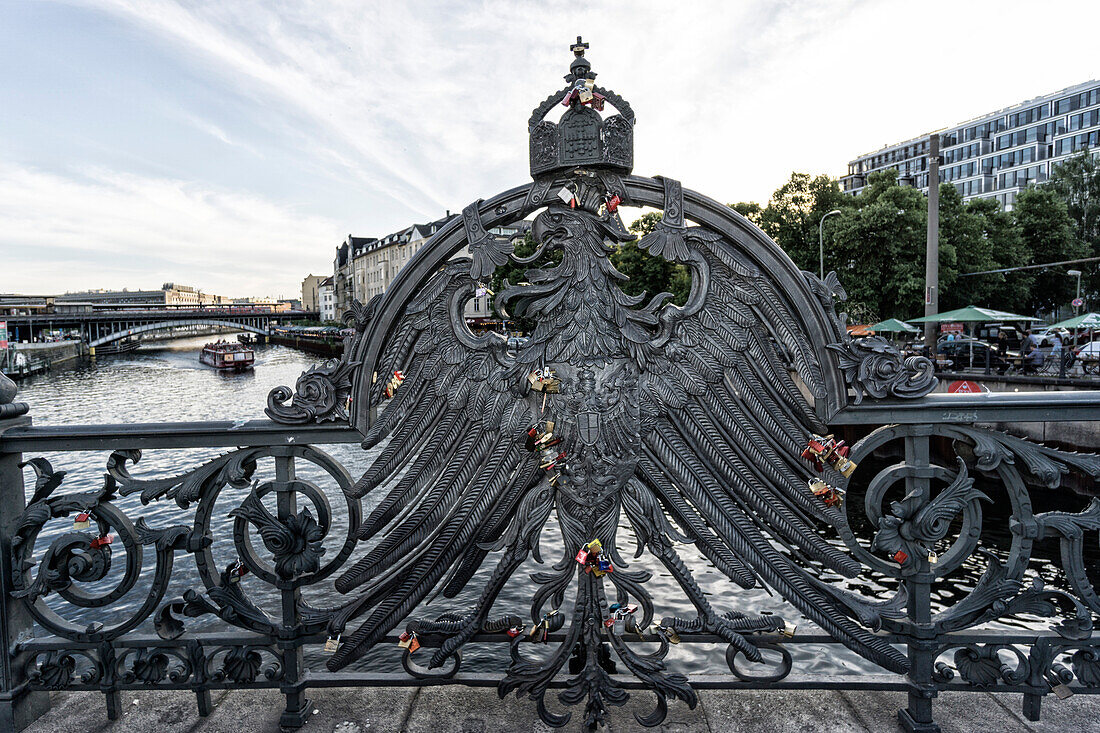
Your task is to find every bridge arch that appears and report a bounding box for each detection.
[88,319,270,348]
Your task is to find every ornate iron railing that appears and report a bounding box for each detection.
[3,40,1099,733]
[0,392,1098,732]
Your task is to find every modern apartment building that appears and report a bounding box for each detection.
[841,80,1100,210]
[332,215,531,322]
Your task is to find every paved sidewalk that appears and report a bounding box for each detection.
[22,686,1100,732]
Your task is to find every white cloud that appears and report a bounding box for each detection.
[0,163,339,298]
[9,0,1100,297]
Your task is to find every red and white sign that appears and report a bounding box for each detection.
[1073,297,1085,308]
[948,380,983,394]
[941,322,964,334]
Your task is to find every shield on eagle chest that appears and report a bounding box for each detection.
[577,411,600,446]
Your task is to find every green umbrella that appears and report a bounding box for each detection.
[871,318,920,333]
[1047,312,1100,329]
[908,305,1039,323]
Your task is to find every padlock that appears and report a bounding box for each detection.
[606,195,621,213]
[73,511,91,530]
[397,631,420,652]
[1050,680,1074,699]
[228,560,247,582]
[603,617,615,629]
[556,187,575,206]
[781,623,797,638]
[832,455,858,478]
[89,535,114,549]
[506,625,524,639]
[575,548,591,565]
[324,634,341,653]
[613,617,626,635]
[661,625,681,645]
[927,550,939,565]
[892,550,909,564]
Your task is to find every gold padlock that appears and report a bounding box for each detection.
[324,634,341,653]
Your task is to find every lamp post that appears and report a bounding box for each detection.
[818,209,841,280]
[1068,269,1083,314]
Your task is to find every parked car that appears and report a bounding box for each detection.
[1075,341,1100,372]
[936,339,1013,371]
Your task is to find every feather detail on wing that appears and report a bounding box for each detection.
[637,224,909,674]
[325,259,540,671]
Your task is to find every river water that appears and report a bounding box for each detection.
[11,335,1077,679]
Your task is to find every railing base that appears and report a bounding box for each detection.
[0,688,50,731]
[898,707,941,733]
[279,695,313,729]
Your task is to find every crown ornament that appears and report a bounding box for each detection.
[528,37,635,178]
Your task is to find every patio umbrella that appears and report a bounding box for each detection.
[871,318,920,333]
[908,305,1039,323]
[1047,312,1100,330]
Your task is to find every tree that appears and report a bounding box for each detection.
[729,201,763,226]
[953,196,1032,311]
[827,170,930,321]
[755,173,854,273]
[1047,151,1100,298]
[1013,186,1089,314]
[611,212,690,305]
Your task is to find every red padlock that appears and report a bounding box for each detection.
[892,550,909,564]
[506,625,524,638]
[89,535,114,549]
[606,195,621,213]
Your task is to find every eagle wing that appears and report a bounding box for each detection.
[321,258,540,670]
[633,214,909,674]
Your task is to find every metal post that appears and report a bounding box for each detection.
[0,377,49,731]
[818,209,841,280]
[898,429,941,733]
[924,135,940,355]
[273,450,311,728]
[1068,269,1082,315]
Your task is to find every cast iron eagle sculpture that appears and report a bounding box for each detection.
[305,178,908,726]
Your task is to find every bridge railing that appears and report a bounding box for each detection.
[0,389,1098,732]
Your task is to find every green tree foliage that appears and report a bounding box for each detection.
[827,170,932,321]
[951,196,1032,311]
[1047,151,1100,297]
[1013,186,1089,314]
[611,211,690,305]
[755,173,854,273]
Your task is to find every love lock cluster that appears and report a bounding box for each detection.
[807,478,845,508]
[605,603,639,635]
[576,539,613,577]
[383,370,405,399]
[802,434,858,478]
[526,420,566,485]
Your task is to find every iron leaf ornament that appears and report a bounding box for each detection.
[300,41,923,728]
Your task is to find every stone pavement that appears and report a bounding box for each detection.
[21,686,1100,732]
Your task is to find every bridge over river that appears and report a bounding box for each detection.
[3,307,320,352]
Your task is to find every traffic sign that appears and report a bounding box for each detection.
[948,380,983,394]
[1073,297,1084,308]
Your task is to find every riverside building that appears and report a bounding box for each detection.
[841,80,1100,210]
[332,215,531,323]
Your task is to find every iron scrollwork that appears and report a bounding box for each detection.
[8,38,1100,733]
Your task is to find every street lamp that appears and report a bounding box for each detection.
[1068,269,1083,314]
[818,209,842,280]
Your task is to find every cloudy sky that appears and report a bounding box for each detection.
[2,0,1099,299]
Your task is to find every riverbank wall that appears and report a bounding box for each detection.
[3,340,86,378]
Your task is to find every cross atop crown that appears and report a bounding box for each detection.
[570,36,589,57]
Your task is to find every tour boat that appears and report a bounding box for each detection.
[199,340,254,370]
